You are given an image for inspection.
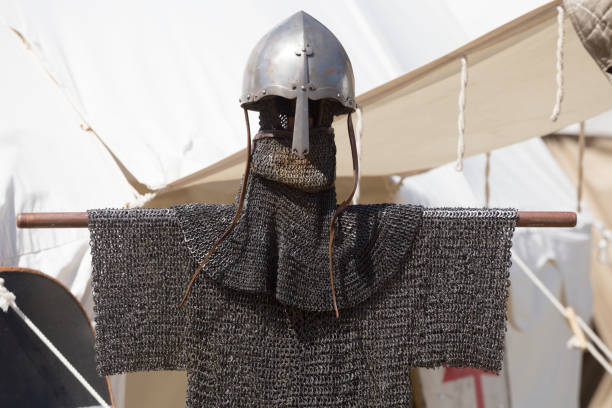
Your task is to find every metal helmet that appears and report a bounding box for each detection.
[240,11,356,157]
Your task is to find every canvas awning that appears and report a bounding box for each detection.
[162,1,612,200]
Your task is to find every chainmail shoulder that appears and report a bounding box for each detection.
[87,206,517,407]
[173,174,423,312]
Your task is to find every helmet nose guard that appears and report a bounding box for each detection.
[240,11,355,157]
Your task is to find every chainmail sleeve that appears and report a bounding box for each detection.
[87,209,192,375]
[407,208,517,372]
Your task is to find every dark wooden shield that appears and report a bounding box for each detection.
[0,267,113,407]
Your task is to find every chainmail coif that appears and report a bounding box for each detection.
[251,128,336,193]
[88,123,517,407]
[174,162,422,311]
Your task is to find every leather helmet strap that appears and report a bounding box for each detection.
[328,112,359,318]
[179,108,253,307]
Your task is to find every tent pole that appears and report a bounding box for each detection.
[15,211,577,229]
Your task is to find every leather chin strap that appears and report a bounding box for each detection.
[179,108,253,308]
[179,109,359,319]
[328,112,359,318]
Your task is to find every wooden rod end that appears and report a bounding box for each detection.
[16,212,89,228]
[16,213,26,228]
[516,211,577,228]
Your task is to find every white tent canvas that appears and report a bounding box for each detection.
[5,0,595,196]
[172,1,612,194]
[0,26,133,406]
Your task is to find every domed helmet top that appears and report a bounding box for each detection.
[240,11,356,157]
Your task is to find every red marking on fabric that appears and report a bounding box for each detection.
[442,367,496,408]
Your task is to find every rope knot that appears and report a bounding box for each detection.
[0,277,16,313]
[566,306,587,350]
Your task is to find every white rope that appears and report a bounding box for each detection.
[456,56,467,171]
[484,151,491,208]
[566,325,612,375]
[352,105,363,205]
[551,6,565,122]
[511,252,612,374]
[0,278,111,407]
[594,221,611,265]
[577,121,585,212]
[585,342,612,375]
[565,307,587,349]
[579,314,612,362]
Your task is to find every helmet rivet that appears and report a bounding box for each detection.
[262,89,266,95]
[292,85,297,90]
[301,85,306,91]
[337,93,341,97]
[247,94,251,100]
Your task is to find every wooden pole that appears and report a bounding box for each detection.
[17,212,89,228]
[516,211,576,227]
[16,211,577,229]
